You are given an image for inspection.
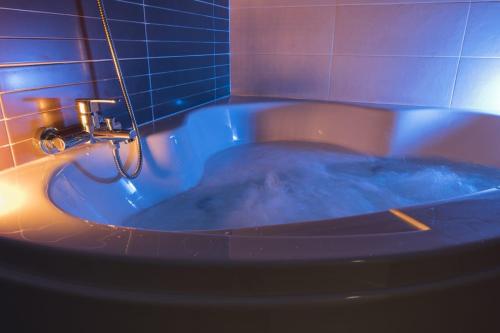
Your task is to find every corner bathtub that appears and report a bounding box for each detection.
[1,97,500,332]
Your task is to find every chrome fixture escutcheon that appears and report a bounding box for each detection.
[36,98,136,154]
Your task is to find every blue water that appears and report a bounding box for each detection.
[124,142,500,231]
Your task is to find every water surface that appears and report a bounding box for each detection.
[124,142,500,231]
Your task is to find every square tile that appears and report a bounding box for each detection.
[331,55,459,107]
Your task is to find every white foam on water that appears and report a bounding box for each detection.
[124,142,500,231]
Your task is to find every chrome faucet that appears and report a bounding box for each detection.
[35,0,144,179]
[37,98,136,154]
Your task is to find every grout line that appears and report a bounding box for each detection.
[212,2,217,98]
[327,6,337,100]
[145,21,228,32]
[0,96,17,167]
[228,0,232,95]
[0,54,230,69]
[116,0,229,21]
[142,0,155,122]
[0,76,137,96]
[2,75,231,122]
[107,85,230,119]
[232,1,471,9]
[0,6,142,22]
[0,1,230,171]
[0,35,230,43]
[231,52,468,58]
[5,106,74,122]
[2,138,32,148]
[150,87,224,110]
[193,0,229,10]
[0,58,111,69]
[448,1,472,108]
[151,64,228,77]
[149,94,231,125]
[0,96,5,121]
[0,5,229,24]
[5,102,154,146]
[230,51,500,59]
[150,75,229,94]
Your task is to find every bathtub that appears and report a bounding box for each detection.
[1,96,500,332]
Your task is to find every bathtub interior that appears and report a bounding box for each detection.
[48,100,500,231]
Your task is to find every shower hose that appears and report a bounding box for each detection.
[96,0,143,179]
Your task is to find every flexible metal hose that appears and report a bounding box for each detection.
[96,0,143,179]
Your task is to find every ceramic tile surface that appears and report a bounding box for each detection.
[0,0,230,171]
[231,0,500,115]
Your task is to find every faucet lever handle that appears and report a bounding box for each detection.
[76,98,118,105]
[76,98,118,132]
[76,98,118,115]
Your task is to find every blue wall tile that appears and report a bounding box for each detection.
[0,0,230,170]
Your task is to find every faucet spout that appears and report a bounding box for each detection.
[93,128,137,143]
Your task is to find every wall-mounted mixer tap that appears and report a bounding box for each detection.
[37,98,136,155]
[36,0,143,179]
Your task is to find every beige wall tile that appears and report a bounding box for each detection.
[451,58,500,112]
[232,0,336,8]
[232,54,331,100]
[334,3,468,56]
[331,55,458,107]
[462,2,500,57]
[232,1,500,113]
[231,6,335,55]
[337,0,469,4]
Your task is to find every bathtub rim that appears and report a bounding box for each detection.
[1,96,500,264]
[1,217,500,308]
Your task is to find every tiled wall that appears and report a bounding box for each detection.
[0,0,230,172]
[231,0,500,112]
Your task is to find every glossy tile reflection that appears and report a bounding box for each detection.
[231,0,500,112]
[0,0,230,172]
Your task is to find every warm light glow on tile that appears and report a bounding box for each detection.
[38,100,47,111]
[0,182,26,216]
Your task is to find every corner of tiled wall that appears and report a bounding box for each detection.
[0,0,230,172]
[231,0,500,114]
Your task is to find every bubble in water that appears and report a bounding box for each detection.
[124,142,500,231]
